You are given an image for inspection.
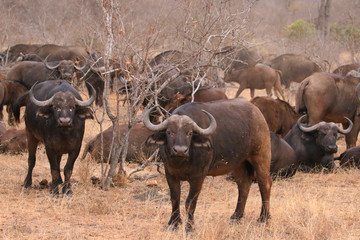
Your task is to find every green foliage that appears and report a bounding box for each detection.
[285,19,316,39]
[330,24,360,42]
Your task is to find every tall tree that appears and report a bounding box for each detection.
[316,0,332,41]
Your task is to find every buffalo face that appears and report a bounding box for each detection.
[144,108,217,158]
[45,57,86,81]
[30,82,95,128]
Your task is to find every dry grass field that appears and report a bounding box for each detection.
[1,87,360,240]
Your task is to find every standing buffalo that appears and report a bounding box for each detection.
[81,123,155,164]
[332,63,360,76]
[164,87,228,111]
[144,98,272,231]
[284,115,353,171]
[267,54,323,89]
[250,96,300,137]
[0,80,28,125]
[224,63,285,100]
[6,59,86,88]
[33,44,89,61]
[13,80,95,196]
[296,72,360,148]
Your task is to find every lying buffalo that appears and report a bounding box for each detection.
[0,43,42,64]
[270,132,297,178]
[251,96,300,137]
[144,98,272,231]
[296,72,360,148]
[284,115,353,171]
[332,63,360,76]
[81,123,155,163]
[0,129,27,154]
[224,63,285,100]
[13,80,95,196]
[335,146,360,168]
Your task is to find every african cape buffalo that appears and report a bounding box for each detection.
[224,63,285,100]
[13,80,95,196]
[33,44,89,61]
[81,123,155,164]
[0,43,42,64]
[335,146,360,168]
[250,96,300,137]
[0,80,28,125]
[284,115,353,172]
[332,63,360,76]
[144,98,272,231]
[295,72,360,148]
[0,128,27,154]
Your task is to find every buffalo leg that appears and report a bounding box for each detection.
[230,163,252,221]
[63,147,81,196]
[344,120,359,149]
[185,177,205,232]
[265,88,272,97]
[46,149,63,197]
[253,163,272,222]
[24,132,39,188]
[235,85,246,98]
[273,81,285,100]
[165,170,182,229]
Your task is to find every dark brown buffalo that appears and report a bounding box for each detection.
[250,96,300,137]
[267,54,323,89]
[224,63,285,99]
[332,63,360,76]
[335,146,360,168]
[33,44,89,61]
[270,132,297,178]
[284,115,353,171]
[144,98,272,231]
[81,123,154,163]
[13,80,94,196]
[0,129,27,154]
[6,59,86,88]
[0,43,42,64]
[295,72,360,149]
[0,80,28,125]
[164,87,228,111]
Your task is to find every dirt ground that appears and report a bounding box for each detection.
[1,87,359,239]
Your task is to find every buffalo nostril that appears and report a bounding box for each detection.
[172,145,189,156]
[59,117,72,126]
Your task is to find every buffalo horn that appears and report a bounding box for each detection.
[297,115,323,132]
[44,55,61,70]
[336,117,353,134]
[74,58,88,71]
[74,82,96,107]
[191,110,217,135]
[29,82,54,107]
[143,107,169,131]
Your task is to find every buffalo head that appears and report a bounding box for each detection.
[44,55,86,81]
[29,82,95,127]
[297,115,353,168]
[144,108,217,157]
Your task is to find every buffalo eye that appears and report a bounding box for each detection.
[187,131,193,137]
[166,129,173,136]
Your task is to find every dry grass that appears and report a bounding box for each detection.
[1,89,360,239]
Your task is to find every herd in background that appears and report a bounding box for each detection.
[1,42,360,230]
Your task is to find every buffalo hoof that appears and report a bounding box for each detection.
[230,212,244,223]
[62,188,73,197]
[257,214,271,223]
[166,219,182,231]
[185,222,194,232]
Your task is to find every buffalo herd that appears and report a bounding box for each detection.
[1,42,360,231]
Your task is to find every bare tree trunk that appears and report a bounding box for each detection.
[317,0,331,41]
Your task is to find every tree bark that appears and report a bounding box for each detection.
[317,0,331,41]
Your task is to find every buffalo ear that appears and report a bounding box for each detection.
[36,107,52,119]
[146,132,166,146]
[76,107,93,119]
[192,135,212,148]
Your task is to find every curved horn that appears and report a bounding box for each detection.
[29,82,54,107]
[143,107,169,131]
[337,117,353,135]
[297,115,323,132]
[74,82,96,107]
[44,55,60,70]
[192,110,217,135]
[74,58,88,71]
